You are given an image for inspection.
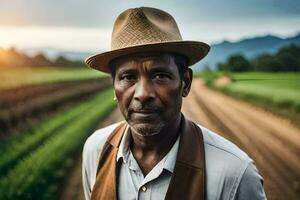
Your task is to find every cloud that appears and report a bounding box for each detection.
[0,0,299,27]
[0,0,299,51]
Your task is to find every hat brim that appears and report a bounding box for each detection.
[85,41,210,73]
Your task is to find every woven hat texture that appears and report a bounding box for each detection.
[86,7,210,73]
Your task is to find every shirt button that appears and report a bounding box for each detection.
[141,186,147,192]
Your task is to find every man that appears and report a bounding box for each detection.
[82,7,266,200]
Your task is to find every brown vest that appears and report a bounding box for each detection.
[91,116,206,200]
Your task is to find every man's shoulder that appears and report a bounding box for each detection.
[197,124,262,199]
[198,125,265,199]
[82,122,124,198]
[199,124,251,163]
[83,122,123,155]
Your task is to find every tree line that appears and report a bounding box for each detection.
[0,48,85,68]
[217,45,300,72]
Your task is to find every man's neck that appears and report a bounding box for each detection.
[129,114,182,175]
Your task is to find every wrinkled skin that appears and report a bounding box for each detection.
[113,53,192,137]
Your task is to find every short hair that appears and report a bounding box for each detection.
[109,53,188,81]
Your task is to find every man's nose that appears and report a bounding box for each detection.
[134,78,155,102]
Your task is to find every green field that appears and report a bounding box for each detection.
[197,71,300,125]
[0,65,116,199]
[0,66,107,90]
[221,72,300,111]
[0,88,116,199]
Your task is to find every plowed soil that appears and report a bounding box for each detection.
[61,79,300,200]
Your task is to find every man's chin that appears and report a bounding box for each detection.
[129,122,163,137]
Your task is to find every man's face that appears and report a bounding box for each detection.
[113,53,191,136]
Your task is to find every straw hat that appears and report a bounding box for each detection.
[86,7,210,73]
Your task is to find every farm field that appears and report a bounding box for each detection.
[0,87,116,199]
[222,72,300,110]
[0,77,112,139]
[0,66,116,199]
[199,72,300,126]
[0,66,106,90]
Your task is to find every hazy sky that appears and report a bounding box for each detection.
[0,0,299,52]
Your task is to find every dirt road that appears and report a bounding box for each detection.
[61,79,300,200]
[182,79,300,200]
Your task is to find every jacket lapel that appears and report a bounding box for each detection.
[165,116,206,200]
[90,122,127,200]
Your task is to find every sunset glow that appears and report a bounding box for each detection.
[0,26,111,51]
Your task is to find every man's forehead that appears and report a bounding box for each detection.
[114,53,172,66]
[113,53,176,72]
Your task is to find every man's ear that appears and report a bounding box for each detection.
[182,68,193,97]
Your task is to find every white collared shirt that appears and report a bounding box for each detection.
[116,126,180,200]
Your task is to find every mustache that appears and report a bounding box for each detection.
[128,102,162,113]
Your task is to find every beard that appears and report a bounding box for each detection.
[130,122,164,137]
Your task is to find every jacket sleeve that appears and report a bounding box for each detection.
[234,162,267,200]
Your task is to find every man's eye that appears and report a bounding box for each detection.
[121,74,136,81]
[153,74,170,80]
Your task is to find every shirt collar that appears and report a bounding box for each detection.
[116,125,180,173]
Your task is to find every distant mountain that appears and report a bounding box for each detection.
[22,47,96,61]
[192,32,300,71]
[20,32,300,70]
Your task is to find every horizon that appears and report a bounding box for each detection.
[1,27,299,54]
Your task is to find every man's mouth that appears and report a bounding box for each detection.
[132,110,157,115]
[133,110,156,114]
[128,102,162,120]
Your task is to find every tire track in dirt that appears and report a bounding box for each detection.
[182,79,300,200]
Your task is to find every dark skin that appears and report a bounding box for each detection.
[113,53,193,175]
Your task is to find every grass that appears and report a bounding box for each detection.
[196,71,300,126]
[222,72,300,111]
[0,66,107,90]
[230,72,300,81]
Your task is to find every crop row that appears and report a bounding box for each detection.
[0,66,104,90]
[0,78,112,138]
[0,88,116,199]
[0,78,108,107]
[0,86,111,175]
